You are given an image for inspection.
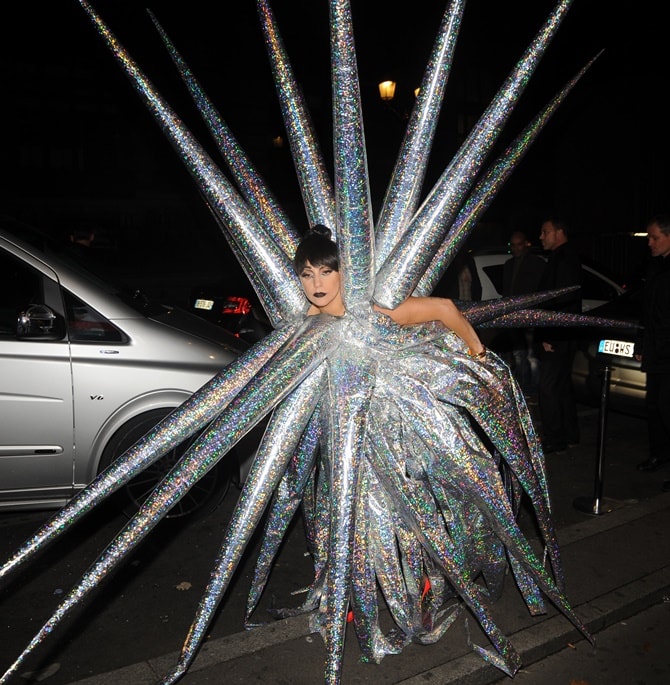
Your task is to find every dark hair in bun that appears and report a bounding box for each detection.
[293,224,339,273]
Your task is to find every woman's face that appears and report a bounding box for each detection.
[298,260,344,315]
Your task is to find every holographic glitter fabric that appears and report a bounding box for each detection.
[3,1,639,684]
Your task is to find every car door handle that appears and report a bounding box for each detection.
[0,446,64,456]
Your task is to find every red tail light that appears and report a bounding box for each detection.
[221,296,252,316]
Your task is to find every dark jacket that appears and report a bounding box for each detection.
[502,252,546,296]
[639,254,670,373]
[435,253,482,301]
[538,242,582,345]
[539,242,582,314]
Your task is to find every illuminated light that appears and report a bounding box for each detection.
[378,80,396,101]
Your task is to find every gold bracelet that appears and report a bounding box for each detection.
[468,346,486,359]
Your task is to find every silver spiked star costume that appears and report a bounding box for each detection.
[1,1,636,683]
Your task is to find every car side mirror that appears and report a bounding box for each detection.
[16,304,63,340]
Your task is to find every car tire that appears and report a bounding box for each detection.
[98,408,234,520]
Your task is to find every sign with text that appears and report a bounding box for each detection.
[598,339,634,358]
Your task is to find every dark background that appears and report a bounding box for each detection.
[1,0,667,297]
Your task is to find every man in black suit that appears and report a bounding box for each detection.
[537,217,582,454]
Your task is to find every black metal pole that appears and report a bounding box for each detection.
[593,363,611,512]
[574,361,614,516]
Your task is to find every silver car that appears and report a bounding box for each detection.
[0,219,256,517]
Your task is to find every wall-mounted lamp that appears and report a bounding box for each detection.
[377,80,420,122]
[378,80,397,102]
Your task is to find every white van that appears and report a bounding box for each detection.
[0,218,256,518]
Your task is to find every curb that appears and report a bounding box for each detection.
[396,566,670,685]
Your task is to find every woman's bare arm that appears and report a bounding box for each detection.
[374,296,485,356]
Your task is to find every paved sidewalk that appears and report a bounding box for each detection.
[72,494,670,685]
[67,406,670,685]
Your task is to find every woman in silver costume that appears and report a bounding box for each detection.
[233,222,592,678]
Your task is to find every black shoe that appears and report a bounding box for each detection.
[663,480,670,493]
[542,441,567,454]
[636,456,670,472]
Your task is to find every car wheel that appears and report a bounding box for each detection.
[98,408,234,520]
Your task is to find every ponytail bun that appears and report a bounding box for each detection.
[294,224,338,273]
[309,224,333,241]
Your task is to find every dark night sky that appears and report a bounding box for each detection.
[2,0,668,278]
